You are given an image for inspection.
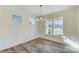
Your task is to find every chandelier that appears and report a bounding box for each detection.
[36,5,46,22]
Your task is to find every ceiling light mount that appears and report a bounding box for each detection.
[40,5,42,7]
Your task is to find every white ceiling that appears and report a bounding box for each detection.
[23,5,76,16]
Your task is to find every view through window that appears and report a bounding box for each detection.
[45,17,63,36]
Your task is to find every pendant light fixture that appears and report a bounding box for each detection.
[36,5,46,22]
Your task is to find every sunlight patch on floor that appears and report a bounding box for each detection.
[62,36,79,52]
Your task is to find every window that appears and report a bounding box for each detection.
[45,19,53,35]
[45,17,63,36]
[54,17,63,36]
[28,17,36,25]
[12,15,22,24]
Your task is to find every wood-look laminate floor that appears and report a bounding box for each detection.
[0,38,75,53]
